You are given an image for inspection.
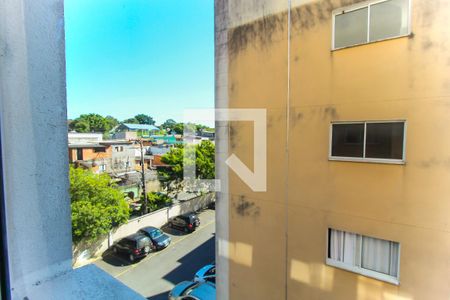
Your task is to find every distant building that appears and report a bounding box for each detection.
[100,140,136,175]
[113,123,159,138]
[68,132,103,144]
[112,131,138,140]
[150,135,180,145]
[148,145,172,156]
[198,130,215,140]
[184,135,211,145]
[152,154,169,168]
[68,143,111,173]
[68,133,135,174]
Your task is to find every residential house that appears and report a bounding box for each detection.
[68,132,103,144]
[150,134,180,145]
[113,123,159,138]
[198,129,215,140]
[100,140,136,175]
[68,133,111,173]
[216,0,450,299]
[68,133,135,175]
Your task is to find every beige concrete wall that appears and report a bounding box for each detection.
[224,0,450,299]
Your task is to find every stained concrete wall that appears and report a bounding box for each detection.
[0,1,144,298]
[0,0,73,294]
[218,0,450,299]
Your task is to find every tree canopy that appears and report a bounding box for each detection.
[69,114,115,133]
[123,114,155,125]
[140,192,172,212]
[69,114,214,135]
[161,119,177,131]
[70,166,129,243]
[157,140,215,185]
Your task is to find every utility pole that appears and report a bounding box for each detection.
[130,138,148,215]
[139,139,148,215]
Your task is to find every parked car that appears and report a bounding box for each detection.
[111,233,152,262]
[208,201,215,210]
[168,213,200,233]
[194,264,216,284]
[138,226,171,250]
[168,280,215,300]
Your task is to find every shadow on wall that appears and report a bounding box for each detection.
[289,259,414,299]
[177,193,215,215]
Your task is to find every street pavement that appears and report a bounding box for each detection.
[94,209,216,299]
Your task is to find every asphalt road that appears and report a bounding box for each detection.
[94,209,216,299]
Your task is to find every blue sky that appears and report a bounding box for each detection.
[65,0,214,125]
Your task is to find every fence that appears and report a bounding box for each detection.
[73,192,215,267]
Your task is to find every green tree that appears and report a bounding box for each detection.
[195,124,214,133]
[157,141,215,184]
[140,192,172,212]
[70,166,129,243]
[172,123,185,134]
[134,114,155,125]
[69,114,112,133]
[195,140,215,179]
[123,114,155,125]
[158,144,185,182]
[105,115,119,129]
[123,117,138,124]
[161,119,177,130]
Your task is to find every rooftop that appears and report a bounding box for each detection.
[100,140,133,145]
[68,143,105,149]
[121,123,159,131]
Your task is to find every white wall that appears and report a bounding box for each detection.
[0,0,72,293]
[68,133,103,144]
[0,1,145,298]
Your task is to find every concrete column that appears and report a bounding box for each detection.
[0,1,144,298]
[215,0,230,299]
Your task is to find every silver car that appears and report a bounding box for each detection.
[168,280,215,300]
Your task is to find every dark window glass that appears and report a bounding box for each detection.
[94,147,106,153]
[76,148,83,160]
[137,237,150,248]
[365,123,404,159]
[331,124,364,157]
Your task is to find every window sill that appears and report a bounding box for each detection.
[329,157,405,165]
[331,33,412,51]
[326,259,400,285]
[13,264,146,299]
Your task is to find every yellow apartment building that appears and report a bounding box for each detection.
[215,0,450,299]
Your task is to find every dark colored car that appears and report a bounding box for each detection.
[168,213,200,233]
[138,226,171,250]
[208,201,215,210]
[112,233,152,262]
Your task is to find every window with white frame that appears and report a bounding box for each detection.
[99,164,106,172]
[332,0,410,49]
[330,121,406,163]
[327,228,400,284]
